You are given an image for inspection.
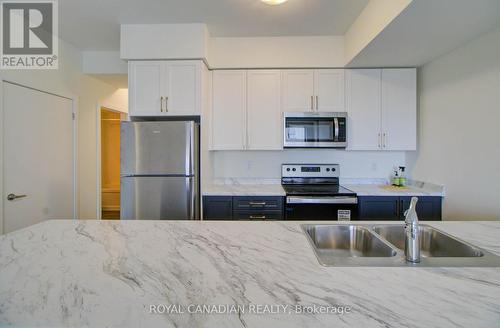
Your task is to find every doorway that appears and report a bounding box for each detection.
[100,108,122,219]
[1,81,76,233]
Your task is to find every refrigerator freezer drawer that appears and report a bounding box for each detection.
[121,176,199,220]
[121,121,198,176]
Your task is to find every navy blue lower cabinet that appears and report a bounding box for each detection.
[202,196,233,220]
[358,196,400,220]
[203,196,285,220]
[358,196,442,221]
[400,196,442,220]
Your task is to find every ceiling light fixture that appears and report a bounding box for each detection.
[261,0,289,5]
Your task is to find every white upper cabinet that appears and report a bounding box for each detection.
[164,61,201,115]
[314,69,345,112]
[346,69,382,150]
[128,60,202,116]
[211,70,247,150]
[346,68,417,151]
[128,61,164,116]
[281,70,315,112]
[247,70,282,150]
[282,69,345,112]
[381,68,417,151]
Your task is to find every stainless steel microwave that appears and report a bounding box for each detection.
[283,112,347,148]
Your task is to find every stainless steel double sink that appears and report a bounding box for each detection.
[302,224,500,267]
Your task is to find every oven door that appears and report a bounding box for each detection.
[283,112,347,148]
[285,196,358,220]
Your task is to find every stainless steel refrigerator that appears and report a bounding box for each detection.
[120,121,200,220]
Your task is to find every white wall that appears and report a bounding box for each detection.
[212,150,406,181]
[209,36,345,68]
[83,51,127,74]
[407,27,500,220]
[1,38,123,220]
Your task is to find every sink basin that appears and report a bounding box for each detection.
[302,223,500,267]
[302,225,397,261]
[373,225,483,257]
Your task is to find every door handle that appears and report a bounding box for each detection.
[378,133,381,149]
[383,132,387,148]
[249,202,266,206]
[7,193,27,201]
[316,96,319,110]
[165,96,169,112]
[160,96,164,112]
[310,96,314,111]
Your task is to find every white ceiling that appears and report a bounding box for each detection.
[59,0,368,50]
[347,0,500,67]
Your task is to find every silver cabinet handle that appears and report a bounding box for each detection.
[378,133,381,149]
[160,96,164,112]
[7,193,27,201]
[249,202,266,206]
[165,96,169,112]
[316,96,319,111]
[383,132,387,148]
[310,96,314,111]
[249,215,266,219]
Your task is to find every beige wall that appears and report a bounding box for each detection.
[408,27,500,220]
[1,38,122,220]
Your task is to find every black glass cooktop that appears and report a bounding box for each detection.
[282,184,356,196]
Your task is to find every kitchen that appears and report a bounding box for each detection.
[1,0,500,327]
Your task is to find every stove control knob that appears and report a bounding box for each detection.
[326,168,330,172]
[292,168,296,172]
[286,168,291,172]
[331,168,336,172]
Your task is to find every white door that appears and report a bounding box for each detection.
[164,61,201,115]
[211,71,247,150]
[314,69,345,112]
[128,61,163,116]
[281,70,314,112]
[3,82,75,233]
[345,69,382,150]
[247,70,282,150]
[381,68,417,150]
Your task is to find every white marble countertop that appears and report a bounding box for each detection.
[202,181,444,197]
[344,184,444,197]
[203,183,286,196]
[1,220,499,327]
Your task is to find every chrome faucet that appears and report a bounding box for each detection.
[404,197,420,263]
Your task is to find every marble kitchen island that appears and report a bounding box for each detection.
[1,220,500,328]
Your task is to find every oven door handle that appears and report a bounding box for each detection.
[286,196,358,204]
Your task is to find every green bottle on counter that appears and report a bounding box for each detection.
[399,166,406,187]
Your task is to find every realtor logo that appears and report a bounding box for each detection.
[1,0,58,69]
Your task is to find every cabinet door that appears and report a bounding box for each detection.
[212,70,247,150]
[314,69,345,112]
[281,70,315,112]
[358,196,400,220]
[247,70,282,150]
[128,61,164,116]
[345,69,382,150]
[381,69,417,150]
[164,61,201,115]
[400,196,442,221]
[203,196,233,220]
